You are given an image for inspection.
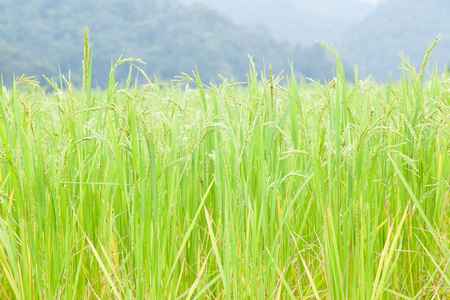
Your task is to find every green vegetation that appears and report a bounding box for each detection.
[1,35,450,299]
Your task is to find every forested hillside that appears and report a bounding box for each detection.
[2,0,447,86]
[0,0,335,87]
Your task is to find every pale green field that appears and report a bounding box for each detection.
[0,35,450,299]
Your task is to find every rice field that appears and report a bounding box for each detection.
[0,35,450,299]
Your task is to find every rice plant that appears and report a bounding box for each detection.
[0,33,449,299]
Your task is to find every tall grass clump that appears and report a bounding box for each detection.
[0,33,450,299]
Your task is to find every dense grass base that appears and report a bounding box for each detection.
[1,50,450,298]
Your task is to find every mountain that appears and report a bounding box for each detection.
[4,0,444,86]
[177,0,450,81]
[0,0,335,87]
[339,0,450,81]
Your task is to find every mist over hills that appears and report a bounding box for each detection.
[177,0,375,44]
[340,0,450,80]
[0,0,449,86]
